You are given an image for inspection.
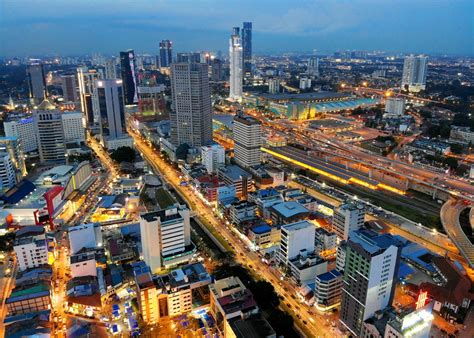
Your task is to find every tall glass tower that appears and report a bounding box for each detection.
[242,22,252,80]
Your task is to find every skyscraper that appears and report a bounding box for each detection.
[242,22,252,80]
[176,52,201,64]
[339,230,402,336]
[229,27,243,100]
[77,67,103,126]
[159,40,173,68]
[94,79,127,148]
[233,114,262,168]
[170,63,212,147]
[105,58,117,79]
[120,50,138,104]
[34,109,67,163]
[60,74,78,102]
[307,57,319,77]
[332,202,365,241]
[27,63,47,104]
[401,55,428,92]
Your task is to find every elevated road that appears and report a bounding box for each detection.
[440,199,474,269]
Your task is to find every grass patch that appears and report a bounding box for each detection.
[155,187,176,209]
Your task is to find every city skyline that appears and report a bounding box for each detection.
[0,0,473,57]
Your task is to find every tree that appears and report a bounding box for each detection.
[0,232,16,252]
[175,143,190,161]
[110,146,136,163]
[450,143,464,155]
[251,280,280,310]
[443,157,458,169]
[267,310,295,337]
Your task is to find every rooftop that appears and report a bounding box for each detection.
[316,269,342,282]
[229,314,276,338]
[349,229,402,255]
[270,201,309,219]
[219,165,252,181]
[281,220,313,232]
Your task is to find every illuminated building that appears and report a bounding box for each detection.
[170,63,212,147]
[229,27,243,100]
[139,205,194,273]
[201,144,225,174]
[307,57,319,77]
[120,50,138,104]
[61,74,78,102]
[332,202,364,241]
[4,116,38,153]
[77,66,103,126]
[13,227,49,271]
[159,40,173,68]
[233,114,262,168]
[228,200,257,225]
[299,77,311,90]
[0,153,16,191]
[61,111,85,143]
[315,227,337,256]
[314,269,343,312]
[34,108,67,163]
[26,63,47,104]
[242,22,252,81]
[0,137,26,180]
[68,223,103,255]
[340,230,402,336]
[176,52,201,63]
[6,281,51,316]
[401,55,428,92]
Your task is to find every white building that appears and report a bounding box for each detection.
[14,229,49,271]
[201,144,225,174]
[332,202,364,241]
[233,114,262,168]
[70,251,97,278]
[401,55,428,92]
[307,57,319,77]
[68,223,103,255]
[315,227,337,255]
[61,111,85,143]
[278,220,315,264]
[34,108,67,163]
[314,269,343,312]
[139,206,194,273]
[299,77,311,90]
[384,97,405,116]
[268,79,280,94]
[4,117,38,153]
[0,153,17,191]
[229,27,243,100]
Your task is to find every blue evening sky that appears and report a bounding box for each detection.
[0,0,472,56]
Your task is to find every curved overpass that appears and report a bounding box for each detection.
[440,199,474,268]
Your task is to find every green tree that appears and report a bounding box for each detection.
[0,232,16,252]
[110,146,136,163]
[450,143,464,155]
[175,143,190,161]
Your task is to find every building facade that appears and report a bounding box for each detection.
[332,202,364,241]
[27,63,47,104]
[401,55,428,92]
[229,27,243,100]
[201,144,225,174]
[61,74,78,102]
[242,22,252,81]
[4,116,38,153]
[233,114,262,168]
[159,40,173,68]
[120,50,139,105]
[34,109,67,163]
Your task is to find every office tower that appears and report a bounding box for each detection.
[60,74,78,102]
[268,78,280,94]
[201,144,225,174]
[0,153,17,191]
[277,220,315,265]
[176,52,201,64]
[61,112,85,143]
[401,55,428,92]
[120,50,139,104]
[4,117,38,153]
[299,77,311,90]
[34,109,67,163]
[307,57,319,77]
[242,22,252,80]
[211,58,223,82]
[385,97,405,116]
[332,202,364,241]
[0,137,26,179]
[105,58,117,79]
[77,67,103,125]
[339,230,402,336]
[137,85,166,114]
[233,114,262,168]
[170,63,212,147]
[314,269,343,312]
[13,228,49,271]
[26,63,47,104]
[159,40,173,68]
[139,206,193,273]
[94,79,129,148]
[229,27,243,100]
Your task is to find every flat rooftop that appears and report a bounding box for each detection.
[271,201,309,218]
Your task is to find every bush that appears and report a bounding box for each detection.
[110,146,136,163]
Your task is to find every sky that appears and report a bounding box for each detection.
[0,0,473,57]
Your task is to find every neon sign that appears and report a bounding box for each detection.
[416,290,428,310]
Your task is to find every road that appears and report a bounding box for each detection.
[131,131,341,337]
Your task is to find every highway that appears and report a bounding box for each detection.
[440,199,474,269]
[131,131,341,338]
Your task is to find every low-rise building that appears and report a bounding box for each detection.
[269,201,309,225]
[13,226,49,271]
[229,200,257,225]
[288,251,328,285]
[450,126,474,144]
[217,165,253,199]
[248,224,281,249]
[6,281,51,316]
[313,269,343,312]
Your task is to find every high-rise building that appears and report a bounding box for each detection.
[34,108,67,163]
[242,22,252,80]
[401,55,428,92]
[77,67,103,126]
[176,52,201,64]
[299,77,311,90]
[4,117,38,153]
[307,57,319,77]
[268,78,280,94]
[332,202,364,241]
[170,63,212,147]
[210,58,223,82]
[277,220,315,264]
[60,74,78,102]
[339,230,402,336]
[61,112,85,143]
[229,27,243,100]
[139,206,194,273]
[233,114,262,168]
[0,137,27,179]
[385,97,405,116]
[13,228,49,271]
[105,58,117,79]
[159,40,173,68]
[201,144,225,174]
[27,63,47,104]
[120,50,139,104]
[95,79,130,149]
[0,153,17,191]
